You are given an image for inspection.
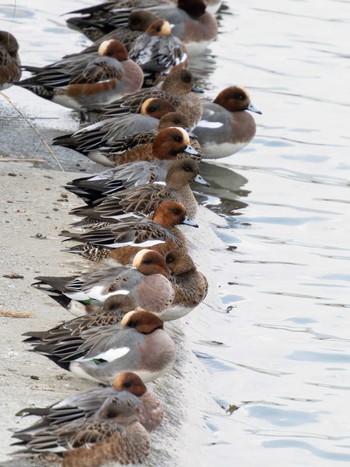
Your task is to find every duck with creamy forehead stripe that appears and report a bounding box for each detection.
[16,40,143,111]
[30,310,176,384]
[13,395,151,465]
[22,291,167,349]
[128,19,188,87]
[0,31,21,90]
[64,200,198,264]
[31,249,172,308]
[70,158,209,222]
[14,372,162,439]
[194,85,262,159]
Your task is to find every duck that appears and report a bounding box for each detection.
[52,97,177,156]
[128,19,187,87]
[92,69,203,127]
[65,0,218,56]
[66,2,172,42]
[193,85,262,159]
[30,311,176,384]
[165,249,208,320]
[67,9,160,50]
[0,31,21,89]
[32,249,172,306]
[70,158,209,220]
[16,40,143,111]
[15,372,162,434]
[65,145,200,204]
[13,395,151,465]
[64,200,198,264]
[56,125,201,168]
[23,290,170,346]
[63,127,201,204]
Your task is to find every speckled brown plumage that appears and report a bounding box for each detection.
[0,31,21,89]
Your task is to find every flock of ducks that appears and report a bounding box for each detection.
[1,0,262,465]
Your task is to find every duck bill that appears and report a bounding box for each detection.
[247,103,262,114]
[193,174,210,186]
[183,144,201,157]
[182,216,199,228]
[191,84,204,93]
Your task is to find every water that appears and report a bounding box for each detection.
[1,0,350,465]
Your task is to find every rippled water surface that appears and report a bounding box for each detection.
[1,0,350,465]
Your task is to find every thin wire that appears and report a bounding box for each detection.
[0,92,65,171]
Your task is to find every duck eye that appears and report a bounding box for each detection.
[234,93,245,100]
[184,166,192,172]
[142,258,153,264]
[172,208,180,215]
[124,381,132,388]
[173,135,182,142]
[148,106,156,112]
[166,255,174,264]
[129,320,137,328]
[106,408,118,418]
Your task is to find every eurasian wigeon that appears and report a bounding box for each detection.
[64,149,198,205]
[0,31,21,89]
[14,395,151,465]
[66,0,218,55]
[64,200,198,264]
[193,85,262,159]
[68,9,160,47]
[32,249,171,305]
[94,69,203,123]
[71,158,209,220]
[61,125,200,167]
[16,40,143,111]
[31,310,176,384]
[66,1,171,41]
[15,372,162,434]
[53,96,177,156]
[165,249,208,319]
[128,19,187,87]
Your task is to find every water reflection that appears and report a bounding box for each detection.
[195,162,249,216]
[262,440,350,463]
[2,0,350,465]
[247,405,320,426]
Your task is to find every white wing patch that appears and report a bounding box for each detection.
[108,239,165,248]
[197,120,224,129]
[78,346,130,363]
